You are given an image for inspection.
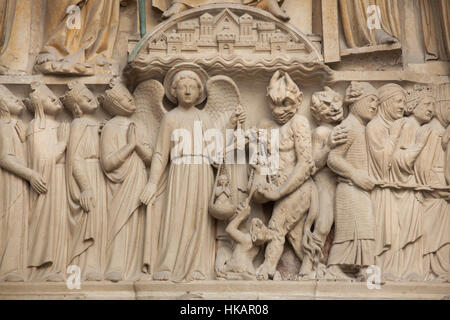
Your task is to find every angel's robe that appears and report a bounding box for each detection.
[0,119,30,280]
[40,0,120,64]
[67,118,107,279]
[27,119,68,281]
[367,114,424,279]
[101,116,147,280]
[414,118,449,280]
[150,106,216,282]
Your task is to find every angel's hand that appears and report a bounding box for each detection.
[230,104,246,128]
[235,104,246,126]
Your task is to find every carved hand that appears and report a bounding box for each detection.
[236,201,251,218]
[438,191,450,202]
[57,122,70,144]
[230,104,246,128]
[14,120,27,142]
[127,123,137,148]
[257,183,281,202]
[351,170,376,191]
[80,189,95,213]
[328,123,349,149]
[29,171,47,194]
[140,182,157,205]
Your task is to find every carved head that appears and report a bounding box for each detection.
[25,82,63,118]
[164,63,208,105]
[250,218,269,246]
[0,85,24,120]
[378,83,406,122]
[267,71,303,125]
[406,85,435,124]
[62,81,99,118]
[345,81,378,123]
[171,70,204,107]
[310,87,344,124]
[218,174,229,187]
[99,78,136,117]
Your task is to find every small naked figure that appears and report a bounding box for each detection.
[215,174,232,207]
[221,201,263,280]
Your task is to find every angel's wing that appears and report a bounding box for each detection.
[203,75,242,130]
[132,79,167,147]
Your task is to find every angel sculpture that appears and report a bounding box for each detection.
[140,63,246,282]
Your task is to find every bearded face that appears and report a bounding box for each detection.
[267,71,303,125]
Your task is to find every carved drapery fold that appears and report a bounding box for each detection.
[338,0,400,48]
[419,0,450,61]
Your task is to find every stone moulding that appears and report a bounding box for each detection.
[0,281,448,300]
[125,3,334,88]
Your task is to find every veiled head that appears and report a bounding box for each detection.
[0,85,24,119]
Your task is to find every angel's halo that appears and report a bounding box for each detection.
[163,62,209,105]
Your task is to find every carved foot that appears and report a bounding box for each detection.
[105,271,123,282]
[161,3,189,19]
[2,273,25,282]
[297,271,316,281]
[35,58,95,76]
[326,266,352,281]
[374,29,398,45]
[256,0,290,21]
[0,65,26,76]
[189,271,206,281]
[256,263,275,280]
[85,272,103,281]
[46,273,65,282]
[139,273,153,281]
[152,271,171,281]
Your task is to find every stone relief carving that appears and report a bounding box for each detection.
[63,81,108,282]
[0,2,448,299]
[35,0,120,76]
[0,85,47,282]
[0,0,31,75]
[25,82,70,282]
[298,86,346,279]
[326,81,378,281]
[127,4,330,87]
[250,71,320,280]
[152,0,289,21]
[99,78,151,282]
